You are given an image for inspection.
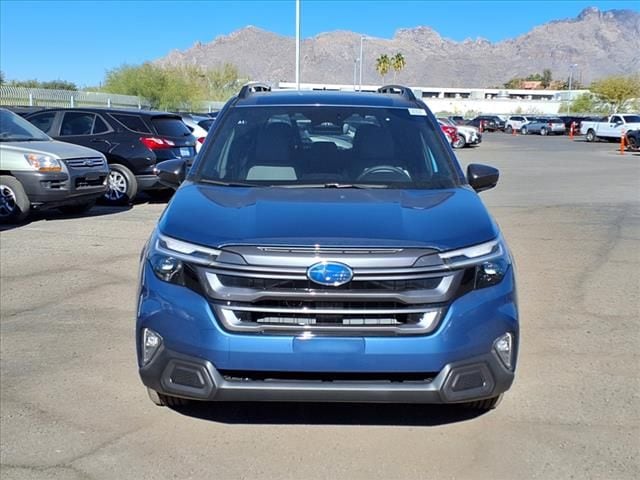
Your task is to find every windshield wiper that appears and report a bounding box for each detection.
[197,179,260,187]
[281,183,388,189]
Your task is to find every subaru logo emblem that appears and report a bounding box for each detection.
[307,262,353,287]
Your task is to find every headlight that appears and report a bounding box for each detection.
[439,237,512,289]
[147,232,221,284]
[24,153,62,172]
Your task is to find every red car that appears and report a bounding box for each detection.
[438,120,458,146]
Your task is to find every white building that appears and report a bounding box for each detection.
[277,82,589,115]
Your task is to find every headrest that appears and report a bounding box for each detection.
[352,124,394,160]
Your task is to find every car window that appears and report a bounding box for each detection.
[0,109,51,141]
[195,106,461,189]
[28,111,57,134]
[60,112,95,136]
[93,116,110,134]
[622,115,640,123]
[150,117,191,137]
[611,116,622,124]
[111,114,152,134]
[198,119,214,131]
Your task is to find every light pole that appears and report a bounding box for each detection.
[353,58,359,91]
[567,63,578,114]
[295,0,301,90]
[358,35,366,91]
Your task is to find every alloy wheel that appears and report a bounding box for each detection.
[105,170,128,202]
[0,184,18,218]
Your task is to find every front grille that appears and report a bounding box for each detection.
[199,245,462,336]
[66,158,106,169]
[217,275,442,292]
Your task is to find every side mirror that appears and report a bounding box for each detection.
[467,164,499,192]
[154,158,186,190]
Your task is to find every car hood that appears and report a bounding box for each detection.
[159,184,499,251]
[0,140,104,159]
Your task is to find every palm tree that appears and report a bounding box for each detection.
[391,53,406,82]
[376,54,391,84]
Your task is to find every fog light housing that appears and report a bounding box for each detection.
[493,332,514,370]
[142,328,162,365]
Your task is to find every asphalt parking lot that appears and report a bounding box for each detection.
[1,134,639,479]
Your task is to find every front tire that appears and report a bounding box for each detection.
[453,134,466,149]
[585,129,596,142]
[505,125,513,134]
[104,164,137,205]
[0,175,30,224]
[146,388,190,407]
[540,127,548,136]
[520,126,527,135]
[462,394,503,411]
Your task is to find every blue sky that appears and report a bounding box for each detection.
[1,0,637,87]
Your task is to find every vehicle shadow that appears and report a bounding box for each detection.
[0,204,132,232]
[169,401,486,427]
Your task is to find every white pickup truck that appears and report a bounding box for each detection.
[580,114,640,142]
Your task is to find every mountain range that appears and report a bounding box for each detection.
[157,7,640,88]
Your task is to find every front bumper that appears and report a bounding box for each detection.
[140,346,514,404]
[12,167,108,208]
[137,261,518,403]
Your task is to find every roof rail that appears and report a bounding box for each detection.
[377,84,417,101]
[238,82,272,99]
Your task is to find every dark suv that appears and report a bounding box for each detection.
[467,116,505,132]
[137,84,519,411]
[25,108,196,204]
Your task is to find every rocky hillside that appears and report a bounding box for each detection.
[157,7,640,87]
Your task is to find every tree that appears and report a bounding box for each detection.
[375,54,391,84]
[590,74,640,113]
[391,53,406,82]
[503,78,523,89]
[559,93,609,114]
[0,71,4,85]
[541,69,553,88]
[5,78,77,90]
[102,62,241,110]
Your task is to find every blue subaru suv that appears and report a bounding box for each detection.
[137,84,518,411]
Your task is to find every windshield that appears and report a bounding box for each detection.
[622,115,640,123]
[194,105,462,189]
[0,109,51,142]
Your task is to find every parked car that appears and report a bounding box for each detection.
[137,84,519,411]
[438,120,458,146]
[558,116,586,134]
[0,108,108,223]
[580,114,640,142]
[504,116,532,133]
[448,115,466,125]
[179,114,212,153]
[438,117,482,148]
[467,116,502,132]
[470,115,505,132]
[25,108,196,204]
[520,117,566,136]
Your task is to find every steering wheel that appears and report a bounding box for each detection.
[356,165,412,182]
